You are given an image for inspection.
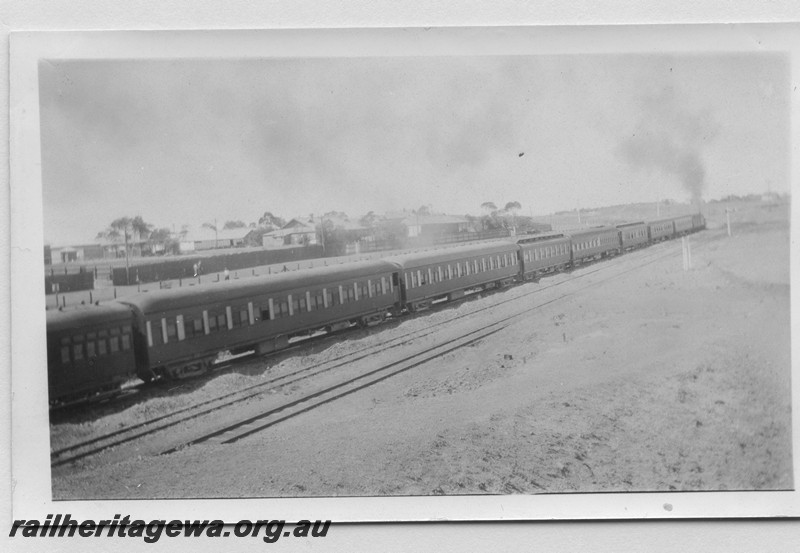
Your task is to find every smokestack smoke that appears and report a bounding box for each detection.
[619,86,717,206]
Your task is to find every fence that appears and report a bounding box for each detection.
[110,245,324,285]
[45,270,94,295]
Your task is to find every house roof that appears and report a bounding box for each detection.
[180,227,252,243]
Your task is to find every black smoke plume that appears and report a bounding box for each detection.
[619,86,717,205]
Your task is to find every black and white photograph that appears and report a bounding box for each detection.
[7,23,799,528]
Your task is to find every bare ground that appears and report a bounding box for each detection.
[51,203,792,498]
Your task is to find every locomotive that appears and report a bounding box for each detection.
[46,213,705,406]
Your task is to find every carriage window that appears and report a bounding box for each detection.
[359,281,370,299]
[215,313,226,328]
[208,316,218,332]
[86,341,96,358]
[240,308,249,326]
[260,305,271,320]
[108,336,120,353]
[121,334,131,351]
[277,300,290,317]
[184,319,194,339]
[61,346,71,364]
[325,289,337,307]
[72,344,83,361]
[194,318,203,334]
[97,339,107,356]
[166,320,178,339]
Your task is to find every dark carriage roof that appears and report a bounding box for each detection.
[516,232,569,245]
[615,221,646,229]
[563,226,620,239]
[46,302,133,333]
[646,217,678,226]
[120,258,399,314]
[384,241,520,268]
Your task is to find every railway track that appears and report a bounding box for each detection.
[51,237,701,467]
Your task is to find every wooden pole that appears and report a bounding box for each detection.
[687,240,692,269]
[682,237,688,271]
[726,209,732,236]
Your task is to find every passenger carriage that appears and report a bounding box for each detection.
[691,213,706,231]
[673,215,694,236]
[119,259,401,380]
[46,303,138,405]
[648,218,676,242]
[566,226,622,264]
[386,242,520,312]
[516,233,572,280]
[616,222,649,250]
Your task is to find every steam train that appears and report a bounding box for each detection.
[46,213,705,406]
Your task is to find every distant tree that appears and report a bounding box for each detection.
[97,215,153,281]
[148,227,171,243]
[323,211,350,221]
[148,227,180,255]
[479,202,500,231]
[258,211,286,230]
[223,220,247,230]
[359,211,380,228]
[416,205,431,216]
[130,216,153,244]
[504,201,522,233]
[97,216,153,257]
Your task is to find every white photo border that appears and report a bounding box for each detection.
[9,25,800,523]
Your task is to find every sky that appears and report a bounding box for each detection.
[38,52,790,246]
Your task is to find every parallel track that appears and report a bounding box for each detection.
[51,235,703,467]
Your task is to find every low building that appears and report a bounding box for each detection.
[179,227,251,253]
[383,211,471,238]
[262,218,319,249]
[48,242,117,263]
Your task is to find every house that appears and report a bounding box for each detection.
[179,227,251,253]
[48,242,118,263]
[383,211,472,238]
[262,215,371,251]
[262,217,319,249]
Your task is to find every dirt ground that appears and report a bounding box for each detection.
[51,201,792,499]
